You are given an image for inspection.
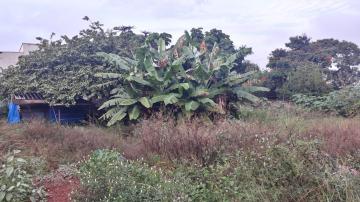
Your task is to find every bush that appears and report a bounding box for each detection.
[277,64,331,99]
[74,149,189,202]
[0,150,46,202]
[75,143,360,201]
[292,83,360,117]
[178,141,360,201]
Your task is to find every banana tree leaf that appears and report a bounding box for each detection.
[185,100,200,111]
[193,63,210,82]
[150,93,180,105]
[100,108,120,120]
[138,97,151,108]
[107,110,127,126]
[129,105,140,120]
[168,83,190,91]
[126,75,153,87]
[190,88,209,97]
[198,98,217,106]
[164,94,179,105]
[95,73,123,79]
[242,86,270,93]
[208,87,227,98]
[158,38,166,54]
[96,52,130,70]
[99,98,137,110]
[144,55,156,71]
[233,87,260,103]
[226,71,256,83]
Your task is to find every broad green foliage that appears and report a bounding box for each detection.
[96,33,268,125]
[0,150,46,202]
[0,18,170,105]
[292,83,360,117]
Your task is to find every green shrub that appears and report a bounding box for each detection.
[0,150,46,202]
[277,64,331,99]
[172,141,360,201]
[76,142,360,201]
[74,149,189,202]
[292,83,360,116]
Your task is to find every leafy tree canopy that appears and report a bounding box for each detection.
[0,18,170,105]
[264,34,360,99]
[0,18,258,108]
[267,35,360,88]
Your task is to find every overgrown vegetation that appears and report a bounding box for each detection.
[262,35,360,99]
[0,17,360,201]
[96,34,268,125]
[292,83,360,116]
[0,150,46,202]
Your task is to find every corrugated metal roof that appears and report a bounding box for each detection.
[13,93,47,105]
[14,93,44,100]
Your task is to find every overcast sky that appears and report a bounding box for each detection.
[0,0,359,67]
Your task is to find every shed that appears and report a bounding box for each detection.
[11,93,94,124]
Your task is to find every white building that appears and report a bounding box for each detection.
[0,43,38,69]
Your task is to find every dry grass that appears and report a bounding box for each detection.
[122,115,279,165]
[305,118,360,157]
[0,120,122,169]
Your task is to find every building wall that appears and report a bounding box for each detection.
[0,52,23,69]
[0,43,38,70]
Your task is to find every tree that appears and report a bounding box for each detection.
[277,62,331,99]
[285,34,311,50]
[0,18,171,105]
[96,33,268,125]
[265,35,360,98]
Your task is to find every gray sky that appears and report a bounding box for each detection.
[1,0,359,67]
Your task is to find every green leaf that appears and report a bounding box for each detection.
[185,101,200,111]
[233,88,260,103]
[138,97,151,108]
[5,193,12,202]
[129,105,140,120]
[0,192,5,201]
[5,167,14,177]
[6,156,14,162]
[168,83,190,91]
[107,111,127,126]
[144,55,157,73]
[99,98,137,110]
[198,98,216,106]
[242,86,270,93]
[95,73,123,79]
[16,158,27,163]
[158,38,166,54]
[190,88,209,97]
[96,52,130,70]
[208,87,227,98]
[6,186,14,192]
[126,75,153,87]
[164,94,180,105]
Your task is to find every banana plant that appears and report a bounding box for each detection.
[95,32,269,126]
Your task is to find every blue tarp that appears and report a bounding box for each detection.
[7,103,20,124]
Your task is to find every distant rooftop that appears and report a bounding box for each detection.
[0,43,39,69]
